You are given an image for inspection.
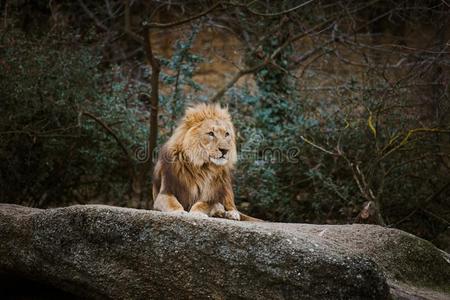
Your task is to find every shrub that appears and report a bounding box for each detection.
[0,30,146,206]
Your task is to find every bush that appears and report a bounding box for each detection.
[0,30,146,206]
[227,49,449,232]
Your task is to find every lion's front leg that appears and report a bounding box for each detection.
[222,196,240,221]
[216,184,240,221]
[153,193,185,213]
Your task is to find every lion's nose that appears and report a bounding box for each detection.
[219,148,228,156]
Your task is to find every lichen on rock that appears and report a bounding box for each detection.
[0,204,448,299]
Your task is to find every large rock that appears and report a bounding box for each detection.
[0,204,448,299]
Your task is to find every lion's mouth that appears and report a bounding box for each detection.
[210,156,228,166]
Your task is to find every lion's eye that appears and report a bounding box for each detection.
[208,131,215,137]
[225,132,230,137]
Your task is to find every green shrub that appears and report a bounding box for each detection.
[0,30,146,206]
[229,75,448,230]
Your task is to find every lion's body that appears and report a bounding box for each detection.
[152,144,234,212]
[152,103,258,221]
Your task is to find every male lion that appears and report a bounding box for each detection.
[152,103,258,221]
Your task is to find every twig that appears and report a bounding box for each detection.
[144,1,317,29]
[242,0,315,17]
[209,62,265,102]
[77,0,109,31]
[143,2,223,29]
[300,136,336,155]
[355,164,376,200]
[379,128,450,162]
[422,209,450,226]
[391,181,450,227]
[209,20,333,102]
[81,111,131,159]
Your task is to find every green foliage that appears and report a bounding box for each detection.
[229,75,449,228]
[159,25,204,136]
[0,30,146,206]
[0,23,208,207]
[228,39,449,227]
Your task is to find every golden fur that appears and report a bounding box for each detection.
[152,103,259,221]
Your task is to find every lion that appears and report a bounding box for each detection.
[152,103,259,221]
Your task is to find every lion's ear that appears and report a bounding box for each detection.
[223,104,230,113]
[216,103,231,119]
[183,103,206,126]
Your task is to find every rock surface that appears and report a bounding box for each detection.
[0,204,449,299]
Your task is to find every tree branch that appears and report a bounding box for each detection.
[143,0,317,29]
[242,0,315,17]
[300,136,336,155]
[209,20,334,102]
[209,62,266,102]
[77,0,109,31]
[81,111,131,160]
[392,181,450,227]
[143,2,224,29]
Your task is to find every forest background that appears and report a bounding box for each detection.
[1,0,449,251]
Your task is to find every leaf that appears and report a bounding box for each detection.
[344,118,350,129]
[367,113,376,137]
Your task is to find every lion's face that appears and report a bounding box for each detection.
[179,105,237,168]
[198,119,235,166]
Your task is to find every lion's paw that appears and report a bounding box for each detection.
[224,210,240,221]
[188,211,209,219]
[171,210,188,215]
[210,203,226,218]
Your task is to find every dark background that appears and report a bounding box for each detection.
[1,0,449,251]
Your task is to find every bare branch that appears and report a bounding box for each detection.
[242,0,315,17]
[81,111,131,160]
[77,0,109,31]
[143,2,224,29]
[209,20,334,102]
[143,0,316,30]
[300,136,336,155]
[209,62,265,102]
[392,181,450,227]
